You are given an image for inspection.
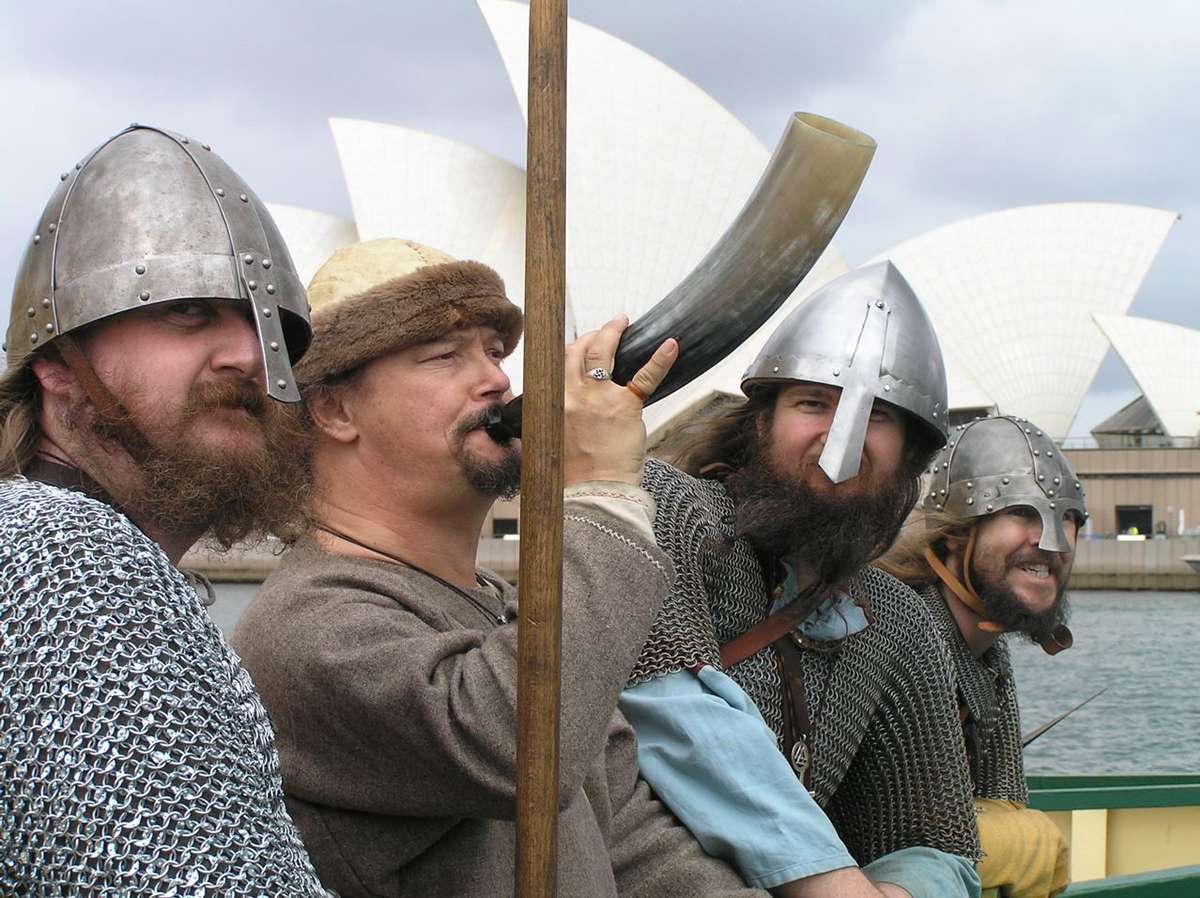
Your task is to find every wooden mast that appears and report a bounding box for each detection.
[515,0,567,895]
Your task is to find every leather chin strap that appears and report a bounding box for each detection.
[54,334,129,423]
[924,529,1072,656]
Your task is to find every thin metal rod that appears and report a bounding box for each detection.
[515,0,567,895]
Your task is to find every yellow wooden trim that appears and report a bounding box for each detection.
[1070,808,1108,882]
[1108,806,1200,877]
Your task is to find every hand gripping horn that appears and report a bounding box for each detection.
[485,112,877,442]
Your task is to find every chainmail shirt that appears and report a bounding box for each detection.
[0,477,331,896]
[919,585,1028,804]
[633,459,980,865]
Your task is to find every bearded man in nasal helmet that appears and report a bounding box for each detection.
[878,416,1085,898]
[0,126,328,894]
[618,261,982,898]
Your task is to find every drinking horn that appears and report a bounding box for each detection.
[485,112,877,443]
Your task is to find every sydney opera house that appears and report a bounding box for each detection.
[189,0,1199,589]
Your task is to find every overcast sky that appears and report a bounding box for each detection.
[3,0,1196,436]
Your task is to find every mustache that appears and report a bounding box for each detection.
[454,403,507,441]
[183,380,269,419]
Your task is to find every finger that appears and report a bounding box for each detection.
[583,314,628,374]
[565,329,599,383]
[626,338,678,401]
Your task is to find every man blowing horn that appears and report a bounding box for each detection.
[0,126,330,894]
[232,238,774,897]
[878,415,1083,898]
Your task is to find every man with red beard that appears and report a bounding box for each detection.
[0,126,330,895]
[232,238,769,898]
[878,415,1083,898]
[619,262,982,897]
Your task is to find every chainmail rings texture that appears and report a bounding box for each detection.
[920,585,1028,804]
[0,478,330,896]
[634,459,981,865]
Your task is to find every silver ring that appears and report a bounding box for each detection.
[587,367,611,382]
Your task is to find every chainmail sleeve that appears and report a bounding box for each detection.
[919,586,1029,804]
[820,569,982,865]
[0,479,330,896]
[627,460,727,685]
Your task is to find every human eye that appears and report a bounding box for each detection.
[162,301,214,325]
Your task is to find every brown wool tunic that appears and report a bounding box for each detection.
[232,503,766,898]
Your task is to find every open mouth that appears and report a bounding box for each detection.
[1016,562,1051,580]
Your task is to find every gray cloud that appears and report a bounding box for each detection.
[3,0,1194,437]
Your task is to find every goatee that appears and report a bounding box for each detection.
[454,404,522,500]
[974,566,1072,646]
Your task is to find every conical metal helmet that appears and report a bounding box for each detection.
[741,260,948,483]
[924,415,1087,553]
[5,125,311,401]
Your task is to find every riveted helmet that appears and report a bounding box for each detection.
[6,124,311,401]
[741,260,948,483]
[924,415,1087,553]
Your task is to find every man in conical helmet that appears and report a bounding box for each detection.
[0,126,330,894]
[878,415,1084,898]
[620,261,982,897]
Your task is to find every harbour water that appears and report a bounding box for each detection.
[210,585,1200,775]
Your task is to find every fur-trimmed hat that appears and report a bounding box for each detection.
[296,238,523,384]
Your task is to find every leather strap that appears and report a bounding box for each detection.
[775,635,815,792]
[55,334,128,423]
[720,604,811,669]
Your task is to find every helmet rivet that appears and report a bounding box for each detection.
[966,497,974,505]
[875,300,885,309]
[940,488,947,495]
[276,379,287,389]
[269,341,279,352]
[239,193,249,203]
[772,366,780,374]
[832,367,841,376]
[933,465,940,473]
[1053,476,1061,484]
[29,333,38,344]
[41,298,50,308]
[1075,482,1080,489]
[26,307,35,318]
[1034,450,1040,456]
[937,504,943,510]
[1002,477,1010,484]
[129,121,139,128]
[883,384,891,392]
[1025,428,1031,434]
[2,343,6,352]
[135,264,146,275]
[32,235,40,244]
[1036,431,1043,437]
[48,224,56,233]
[216,188,226,197]
[59,173,69,182]
[986,504,993,512]
[966,481,973,489]
[261,258,272,269]
[932,411,938,418]
[139,291,150,302]
[202,144,211,151]
[1048,490,1055,497]
[180,136,189,144]
[74,162,82,170]
[243,254,254,265]
[44,323,54,333]
[1038,474,1045,481]
[247,280,258,291]
[265,284,276,295]
[1050,502,1057,509]
[262,307,272,318]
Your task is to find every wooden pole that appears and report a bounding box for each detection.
[516,0,566,895]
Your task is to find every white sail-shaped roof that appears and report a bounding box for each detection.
[869,203,1178,439]
[1092,313,1200,440]
[264,203,358,287]
[476,0,775,333]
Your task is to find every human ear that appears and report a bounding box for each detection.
[305,387,359,445]
[30,352,78,399]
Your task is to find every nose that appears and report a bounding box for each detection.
[210,304,265,382]
[468,345,511,400]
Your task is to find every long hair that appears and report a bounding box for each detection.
[655,390,777,478]
[0,362,41,478]
[875,506,974,588]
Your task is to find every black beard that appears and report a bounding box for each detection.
[454,404,522,500]
[723,450,917,605]
[973,565,1072,645]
